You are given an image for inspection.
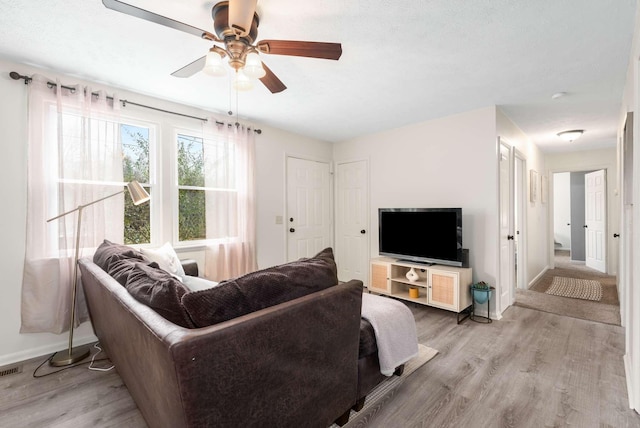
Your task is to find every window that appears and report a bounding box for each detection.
[121,123,152,245]
[176,132,237,243]
[177,134,206,241]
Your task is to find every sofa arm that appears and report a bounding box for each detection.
[180,259,198,277]
[171,280,363,428]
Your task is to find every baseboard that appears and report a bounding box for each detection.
[0,333,98,367]
[527,266,549,289]
[624,353,636,410]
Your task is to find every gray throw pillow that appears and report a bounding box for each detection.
[182,247,338,328]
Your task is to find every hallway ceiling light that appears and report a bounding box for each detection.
[557,129,584,142]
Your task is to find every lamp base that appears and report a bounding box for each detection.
[49,345,91,367]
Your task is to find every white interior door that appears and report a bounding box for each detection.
[499,139,515,312]
[585,169,607,272]
[286,157,332,261]
[336,160,369,283]
[514,151,527,290]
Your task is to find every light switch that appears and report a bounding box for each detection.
[275,215,283,225]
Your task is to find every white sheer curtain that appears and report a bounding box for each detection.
[204,122,257,281]
[21,75,124,334]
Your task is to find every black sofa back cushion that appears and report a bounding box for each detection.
[94,240,145,272]
[107,254,143,286]
[125,262,193,328]
[182,247,339,328]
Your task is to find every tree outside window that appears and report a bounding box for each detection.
[177,134,206,241]
[121,124,151,245]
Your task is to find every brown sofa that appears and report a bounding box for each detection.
[79,257,364,428]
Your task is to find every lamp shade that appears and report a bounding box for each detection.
[203,49,227,77]
[244,52,266,79]
[233,69,254,91]
[127,181,150,205]
[557,129,584,142]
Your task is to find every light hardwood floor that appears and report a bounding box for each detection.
[2,303,639,428]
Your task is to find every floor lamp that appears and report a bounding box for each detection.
[46,181,150,367]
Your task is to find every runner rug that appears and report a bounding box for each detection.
[331,344,438,428]
[545,276,603,301]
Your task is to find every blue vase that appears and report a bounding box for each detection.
[472,288,492,304]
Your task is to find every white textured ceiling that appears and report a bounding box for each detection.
[0,0,636,152]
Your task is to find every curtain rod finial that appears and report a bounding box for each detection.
[10,71,31,84]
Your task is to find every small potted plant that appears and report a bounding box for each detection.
[471,281,492,304]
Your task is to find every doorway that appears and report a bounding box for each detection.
[514,150,527,291]
[335,159,369,283]
[551,170,606,273]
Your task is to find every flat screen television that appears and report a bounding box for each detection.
[378,208,463,267]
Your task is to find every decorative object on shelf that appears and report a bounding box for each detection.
[405,267,419,282]
[470,281,492,304]
[409,286,419,299]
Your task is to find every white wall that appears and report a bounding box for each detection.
[334,106,499,304]
[254,125,333,269]
[545,148,619,275]
[0,59,331,365]
[553,172,571,249]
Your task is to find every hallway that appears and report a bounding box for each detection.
[514,250,620,325]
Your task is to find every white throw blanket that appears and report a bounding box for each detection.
[361,293,419,376]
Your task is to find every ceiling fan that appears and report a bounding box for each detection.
[102,0,343,93]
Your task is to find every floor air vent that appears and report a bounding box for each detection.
[0,364,23,378]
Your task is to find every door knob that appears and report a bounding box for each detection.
[289,228,295,233]
[567,223,570,226]
[289,218,294,222]
[361,229,366,234]
[614,233,620,238]
[583,225,588,228]
[507,235,514,240]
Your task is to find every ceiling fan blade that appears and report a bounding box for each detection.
[171,56,207,78]
[259,62,287,93]
[256,40,342,60]
[228,0,258,37]
[102,0,218,41]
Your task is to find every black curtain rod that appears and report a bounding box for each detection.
[9,71,262,134]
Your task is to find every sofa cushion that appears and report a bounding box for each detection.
[141,242,186,281]
[182,247,338,327]
[93,240,145,272]
[106,254,142,286]
[125,262,193,328]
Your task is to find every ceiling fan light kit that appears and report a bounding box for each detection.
[557,129,584,142]
[203,47,228,76]
[102,0,342,93]
[233,68,255,91]
[244,52,267,79]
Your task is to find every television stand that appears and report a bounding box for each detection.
[369,258,472,324]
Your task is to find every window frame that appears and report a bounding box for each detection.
[173,126,240,247]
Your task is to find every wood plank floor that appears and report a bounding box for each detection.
[2,303,639,428]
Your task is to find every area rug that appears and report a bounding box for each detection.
[330,344,438,428]
[545,276,602,301]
